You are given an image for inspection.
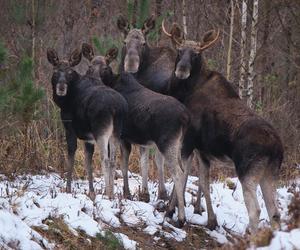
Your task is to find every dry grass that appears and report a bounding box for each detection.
[219,227,274,250]
[0,95,299,186]
[33,217,123,250]
[286,186,300,230]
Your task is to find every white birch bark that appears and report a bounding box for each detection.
[247,0,259,108]
[239,0,247,99]
[182,0,187,37]
[226,0,235,81]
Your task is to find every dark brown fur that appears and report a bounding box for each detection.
[165,28,283,231]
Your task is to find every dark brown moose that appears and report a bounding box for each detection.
[162,21,284,232]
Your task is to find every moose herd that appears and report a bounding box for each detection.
[47,15,284,233]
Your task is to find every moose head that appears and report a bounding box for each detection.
[47,48,82,96]
[82,43,118,85]
[162,20,220,79]
[117,15,155,73]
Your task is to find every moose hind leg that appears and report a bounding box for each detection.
[166,153,192,218]
[195,151,217,230]
[240,162,265,233]
[84,142,95,198]
[163,142,186,228]
[109,136,119,187]
[155,149,168,201]
[260,168,280,228]
[97,126,113,199]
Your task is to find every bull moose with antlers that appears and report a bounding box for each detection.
[162,21,284,232]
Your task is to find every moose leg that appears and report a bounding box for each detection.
[65,128,77,193]
[164,144,186,228]
[240,162,265,233]
[155,150,168,200]
[140,146,150,202]
[97,132,113,199]
[109,136,119,188]
[166,154,192,218]
[195,151,217,230]
[120,141,132,199]
[84,142,95,198]
[260,167,280,228]
[194,154,203,215]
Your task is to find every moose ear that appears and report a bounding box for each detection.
[200,30,220,51]
[117,15,129,36]
[142,15,155,35]
[69,49,82,67]
[105,47,118,64]
[47,48,59,66]
[82,43,94,61]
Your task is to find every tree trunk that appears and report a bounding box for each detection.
[63,2,75,54]
[226,0,235,81]
[239,0,247,99]
[31,0,36,74]
[155,0,163,42]
[247,0,259,109]
[132,0,138,28]
[259,0,271,106]
[182,0,187,37]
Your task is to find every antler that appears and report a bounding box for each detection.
[161,19,172,37]
[161,19,183,47]
[199,30,220,52]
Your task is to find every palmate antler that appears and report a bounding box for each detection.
[162,19,220,51]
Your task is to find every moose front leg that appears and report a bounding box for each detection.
[84,142,95,198]
[140,146,150,202]
[65,128,77,193]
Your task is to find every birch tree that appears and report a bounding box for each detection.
[239,0,248,99]
[182,0,187,37]
[247,0,259,108]
[226,0,235,80]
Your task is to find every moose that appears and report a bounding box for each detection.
[81,43,191,227]
[162,21,284,232]
[116,15,179,201]
[47,48,128,199]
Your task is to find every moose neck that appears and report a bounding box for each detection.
[136,44,150,76]
[101,70,119,89]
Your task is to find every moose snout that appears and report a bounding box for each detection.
[124,49,140,73]
[175,63,191,79]
[56,82,68,96]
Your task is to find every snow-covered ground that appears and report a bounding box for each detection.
[0,172,299,249]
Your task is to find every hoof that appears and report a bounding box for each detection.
[105,190,114,200]
[124,192,132,200]
[139,192,150,203]
[88,191,96,201]
[155,200,167,212]
[165,209,175,219]
[158,191,169,201]
[207,217,218,230]
[123,187,132,200]
[66,185,71,193]
[175,219,185,228]
[194,206,205,215]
